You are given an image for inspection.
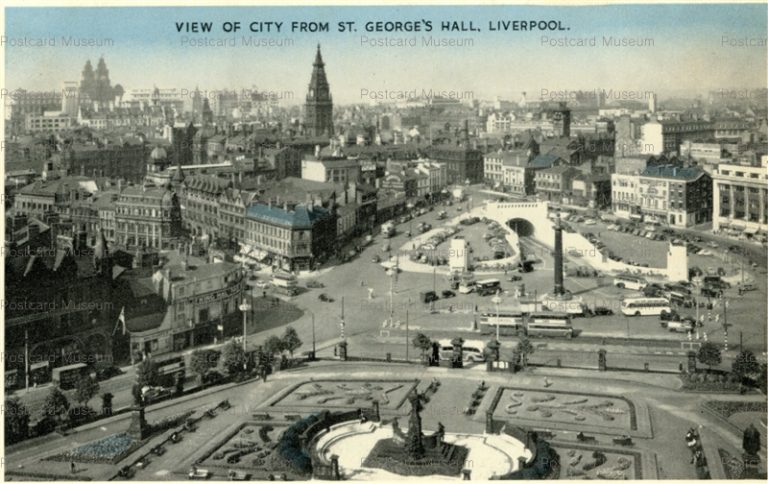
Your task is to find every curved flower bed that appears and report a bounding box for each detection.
[45,432,142,464]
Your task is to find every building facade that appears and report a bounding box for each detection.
[115,185,183,249]
[712,156,768,236]
[638,165,712,227]
[244,202,336,271]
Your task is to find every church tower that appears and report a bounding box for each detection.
[304,45,334,137]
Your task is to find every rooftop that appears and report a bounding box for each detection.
[246,202,331,229]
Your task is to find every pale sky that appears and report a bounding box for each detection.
[5,4,767,105]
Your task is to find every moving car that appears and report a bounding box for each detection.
[739,283,757,292]
[420,291,439,303]
[441,290,456,298]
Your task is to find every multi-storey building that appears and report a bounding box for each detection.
[302,155,360,184]
[428,144,484,185]
[712,156,768,236]
[4,228,119,388]
[534,165,579,203]
[638,165,712,227]
[13,176,99,219]
[122,257,246,358]
[414,160,448,199]
[25,113,73,133]
[571,174,612,209]
[611,172,642,220]
[114,185,182,249]
[59,141,148,182]
[219,187,258,247]
[181,175,230,240]
[244,202,336,271]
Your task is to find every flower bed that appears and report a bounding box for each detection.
[703,400,768,419]
[681,373,741,392]
[45,432,142,464]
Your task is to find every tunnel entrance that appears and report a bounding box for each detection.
[507,218,535,237]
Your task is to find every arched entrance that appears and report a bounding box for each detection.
[507,218,535,237]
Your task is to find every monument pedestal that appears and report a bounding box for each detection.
[127,407,149,440]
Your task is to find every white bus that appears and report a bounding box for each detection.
[458,280,476,294]
[526,312,573,338]
[613,274,648,291]
[437,339,487,362]
[476,279,502,296]
[621,297,671,317]
[479,311,525,336]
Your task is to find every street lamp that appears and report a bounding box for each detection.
[239,298,251,353]
[492,293,502,342]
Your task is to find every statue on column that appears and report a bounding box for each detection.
[405,390,426,460]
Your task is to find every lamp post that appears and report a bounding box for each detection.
[387,268,395,327]
[239,299,251,353]
[492,294,502,341]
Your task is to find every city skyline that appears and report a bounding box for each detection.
[4,4,767,105]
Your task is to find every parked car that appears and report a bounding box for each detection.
[739,283,757,292]
[256,280,270,289]
[318,293,335,302]
[441,290,456,298]
[371,255,381,263]
[420,291,439,303]
[508,275,522,282]
[306,280,324,288]
[591,306,614,316]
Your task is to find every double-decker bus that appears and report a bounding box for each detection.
[479,310,525,336]
[271,271,298,296]
[613,274,648,291]
[621,297,671,317]
[476,279,502,296]
[525,312,573,338]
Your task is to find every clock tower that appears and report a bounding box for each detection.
[304,45,334,137]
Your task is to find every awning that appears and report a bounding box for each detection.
[744,227,759,235]
[30,361,50,370]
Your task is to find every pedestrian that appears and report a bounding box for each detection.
[70,462,76,474]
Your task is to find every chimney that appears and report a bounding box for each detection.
[283,201,288,211]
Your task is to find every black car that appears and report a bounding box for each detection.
[593,306,614,316]
[701,287,722,298]
[421,291,439,303]
[643,284,664,297]
[660,309,681,321]
[441,290,456,298]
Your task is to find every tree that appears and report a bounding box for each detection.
[697,342,722,371]
[281,326,302,357]
[733,350,760,378]
[412,333,432,364]
[222,340,247,375]
[264,335,285,357]
[101,393,114,417]
[190,349,221,385]
[759,363,767,395]
[43,387,70,425]
[5,397,30,445]
[518,337,535,369]
[74,375,100,407]
[136,358,159,389]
